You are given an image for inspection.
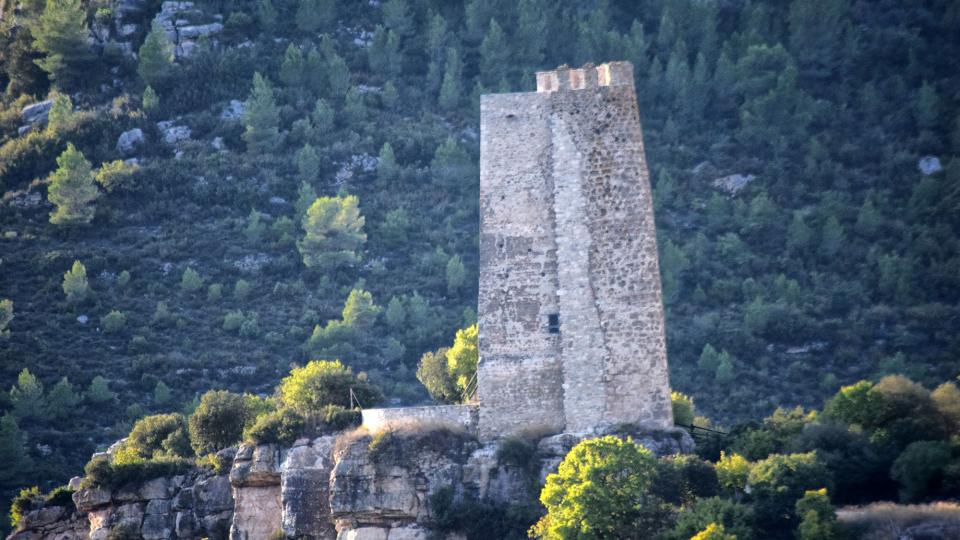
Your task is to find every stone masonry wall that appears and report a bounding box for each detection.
[477,90,566,440]
[361,405,478,435]
[477,61,674,438]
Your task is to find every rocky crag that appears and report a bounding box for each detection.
[9,425,692,539]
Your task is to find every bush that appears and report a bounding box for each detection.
[668,497,756,540]
[180,267,203,292]
[10,486,43,527]
[83,455,192,489]
[278,359,382,414]
[125,413,192,459]
[747,452,831,533]
[188,390,249,455]
[244,408,304,446]
[101,310,126,333]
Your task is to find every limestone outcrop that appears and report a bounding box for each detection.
[8,424,691,540]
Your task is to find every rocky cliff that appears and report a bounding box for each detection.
[9,425,692,540]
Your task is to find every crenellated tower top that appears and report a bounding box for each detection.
[535,61,635,93]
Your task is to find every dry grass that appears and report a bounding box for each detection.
[838,501,960,539]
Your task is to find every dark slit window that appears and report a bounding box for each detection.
[548,314,560,334]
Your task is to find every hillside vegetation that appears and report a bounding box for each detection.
[0,0,958,528]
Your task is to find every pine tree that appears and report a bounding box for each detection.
[378,142,398,182]
[446,255,466,294]
[46,377,78,420]
[137,23,174,86]
[439,47,462,111]
[624,20,650,74]
[10,368,45,420]
[788,0,847,76]
[142,85,160,113]
[33,0,92,87]
[368,26,402,77]
[86,376,115,404]
[295,181,318,219]
[242,73,280,153]
[311,98,334,134]
[820,216,845,259]
[296,0,335,33]
[0,414,30,484]
[298,195,367,270]
[382,81,399,109]
[515,0,546,67]
[62,260,89,303]
[154,380,172,405]
[46,92,75,134]
[344,86,366,123]
[0,299,12,339]
[385,296,406,329]
[479,19,508,86]
[425,13,449,91]
[915,81,940,131]
[320,36,350,97]
[296,144,321,182]
[279,44,305,87]
[342,288,381,328]
[382,0,412,38]
[257,0,277,30]
[47,143,99,225]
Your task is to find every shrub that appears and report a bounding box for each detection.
[223,310,244,332]
[234,279,251,299]
[10,486,43,527]
[125,413,192,459]
[83,454,192,489]
[101,310,126,333]
[95,159,138,192]
[188,390,249,454]
[747,452,831,533]
[116,270,130,288]
[45,486,75,508]
[180,267,203,292]
[668,497,756,540]
[672,391,695,426]
[319,404,361,431]
[244,408,304,446]
[207,283,222,301]
[278,359,382,414]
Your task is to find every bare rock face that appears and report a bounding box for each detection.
[7,505,87,540]
[230,444,282,540]
[281,436,339,539]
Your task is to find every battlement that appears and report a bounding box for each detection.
[535,61,635,93]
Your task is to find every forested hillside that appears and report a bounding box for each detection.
[0,0,958,526]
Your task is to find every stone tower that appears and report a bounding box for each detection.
[476,61,674,439]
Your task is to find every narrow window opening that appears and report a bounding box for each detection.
[548,314,560,334]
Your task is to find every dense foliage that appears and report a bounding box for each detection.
[0,0,958,531]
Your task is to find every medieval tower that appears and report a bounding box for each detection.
[476,61,674,439]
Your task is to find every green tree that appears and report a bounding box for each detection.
[257,0,277,30]
[795,488,838,540]
[890,440,952,502]
[716,451,751,494]
[438,47,463,111]
[10,368,45,420]
[295,181,318,218]
[46,92,75,134]
[279,44,304,87]
[0,414,30,484]
[279,360,381,413]
[820,216,844,259]
[378,142,398,182]
[479,19,508,85]
[86,375,115,404]
[446,324,478,397]
[381,0,412,37]
[137,23,173,86]
[384,296,405,329]
[142,85,159,113]
[180,267,203,292]
[188,391,249,455]
[242,73,280,153]
[914,81,939,131]
[445,254,466,293]
[154,380,172,406]
[62,260,89,303]
[95,159,138,193]
[296,0,334,33]
[747,452,831,532]
[669,496,755,540]
[381,80,399,109]
[530,435,662,539]
[127,413,192,458]
[311,98,334,133]
[672,391,695,426]
[0,299,13,339]
[298,195,367,270]
[320,37,350,97]
[47,143,99,225]
[787,0,847,76]
[515,0,547,67]
[431,137,473,186]
[342,288,380,328]
[932,382,960,429]
[368,26,401,77]
[296,144,321,183]
[32,0,92,86]
[101,310,126,333]
[416,347,457,404]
